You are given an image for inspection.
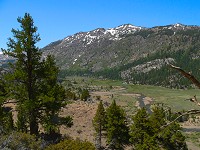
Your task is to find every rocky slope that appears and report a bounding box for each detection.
[42,24,143,70]
[0,54,14,70]
[39,23,200,86]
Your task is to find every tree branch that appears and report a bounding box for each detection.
[3,100,19,105]
[169,64,200,88]
[161,109,200,129]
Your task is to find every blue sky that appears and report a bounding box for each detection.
[1,0,200,50]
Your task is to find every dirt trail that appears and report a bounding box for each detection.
[186,141,200,150]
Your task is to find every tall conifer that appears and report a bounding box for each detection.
[3,13,68,135]
[105,100,129,149]
[93,100,105,149]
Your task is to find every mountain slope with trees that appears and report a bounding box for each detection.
[42,23,200,88]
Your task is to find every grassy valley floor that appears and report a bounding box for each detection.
[4,77,200,149]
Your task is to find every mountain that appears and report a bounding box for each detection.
[35,23,200,87]
[42,24,143,70]
[0,54,14,68]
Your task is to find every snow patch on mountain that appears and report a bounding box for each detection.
[73,58,77,65]
[105,28,118,36]
[58,24,143,46]
[174,23,183,27]
[104,24,142,41]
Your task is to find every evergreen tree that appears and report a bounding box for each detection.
[0,106,14,134]
[81,89,90,101]
[45,138,95,150]
[16,105,28,133]
[93,100,105,149]
[3,13,42,135]
[0,75,14,134]
[38,55,66,135]
[160,122,187,150]
[130,107,188,150]
[2,13,69,135]
[149,106,166,134]
[105,100,129,149]
[0,77,6,98]
[150,106,187,150]
[129,107,158,150]
[0,131,42,149]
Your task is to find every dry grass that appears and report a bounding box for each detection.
[60,100,97,143]
[3,82,200,149]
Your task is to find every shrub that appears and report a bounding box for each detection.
[0,131,41,150]
[45,139,95,150]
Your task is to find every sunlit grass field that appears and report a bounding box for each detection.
[64,77,200,112]
[63,77,200,149]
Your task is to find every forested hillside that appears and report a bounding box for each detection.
[43,24,200,88]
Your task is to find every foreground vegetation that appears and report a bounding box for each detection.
[92,100,188,150]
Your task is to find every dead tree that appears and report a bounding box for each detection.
[164,64,200,127]
[169,64,200,88]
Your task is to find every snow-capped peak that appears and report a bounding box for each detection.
[104,24,142,40]
[51,24,143,47]
[173,23,185,28]
[115,24,142,30]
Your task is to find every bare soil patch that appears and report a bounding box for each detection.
[60,100,97,143]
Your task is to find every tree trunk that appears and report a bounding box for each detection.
[29,111,38,135]
[99,125,102,149]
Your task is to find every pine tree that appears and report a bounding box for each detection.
[2,13,42,134]
[129,107,188,150]
[81,89,90,101]
[93,100,105,149]
[16,106,28,133]
[150,106,187,150]
[129,107,157,150]
[149,106,166,133]
[160,122,187,150]
[2,13,68,135]
[38,55,66,135]
[0,75,14,134]
[0,106,14,134]
[105,100,129,149]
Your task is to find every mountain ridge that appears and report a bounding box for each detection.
[2,23,200,88]
[41,23,200,87]
[42,23,198,49]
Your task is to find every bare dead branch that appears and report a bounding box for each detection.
[161,109,200,129]
[169,64,200,88]
[3,100,19,105]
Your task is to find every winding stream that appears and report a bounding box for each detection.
[136,94,152,114]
